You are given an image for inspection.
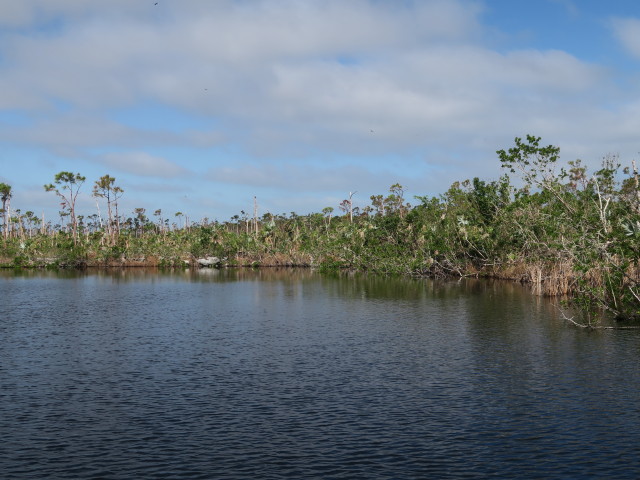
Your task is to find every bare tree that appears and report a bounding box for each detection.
[342,192,356,223]
[0,182,11,239]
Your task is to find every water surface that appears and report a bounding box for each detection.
[1,268,640,478]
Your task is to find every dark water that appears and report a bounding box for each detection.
[1,268,640,479]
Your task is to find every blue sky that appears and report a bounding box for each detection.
[2,0,640,224]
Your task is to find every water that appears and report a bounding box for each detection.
[1,268,640,479]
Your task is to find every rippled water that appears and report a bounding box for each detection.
[2,268,640,479]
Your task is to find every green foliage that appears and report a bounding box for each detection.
[497,134,560,189]
[44,171,87,245]
[2,143,640,324]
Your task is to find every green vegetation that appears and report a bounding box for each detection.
[2,135,639,324]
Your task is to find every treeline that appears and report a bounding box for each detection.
[1,135,640,324]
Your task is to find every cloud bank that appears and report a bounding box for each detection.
[1,0,640,220]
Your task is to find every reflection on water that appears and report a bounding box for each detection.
[1,268,640,479]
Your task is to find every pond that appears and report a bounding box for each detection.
[1,268,640,479]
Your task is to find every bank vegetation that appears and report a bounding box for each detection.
[1,136,639,324]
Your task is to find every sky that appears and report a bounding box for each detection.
[2,0,640,224]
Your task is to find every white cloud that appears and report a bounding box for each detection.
[183,0,483,61]
[611,17,640,59]
[0,0,157,28]
[0,112,220,158]
[0,0,638,221]
[0,114,144,151]
[0,1,41,27]
[207,161,415,193]
[0,0,484,110]
[0,0,609,157]
[263,44,607,153]
[101,152,188,178]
